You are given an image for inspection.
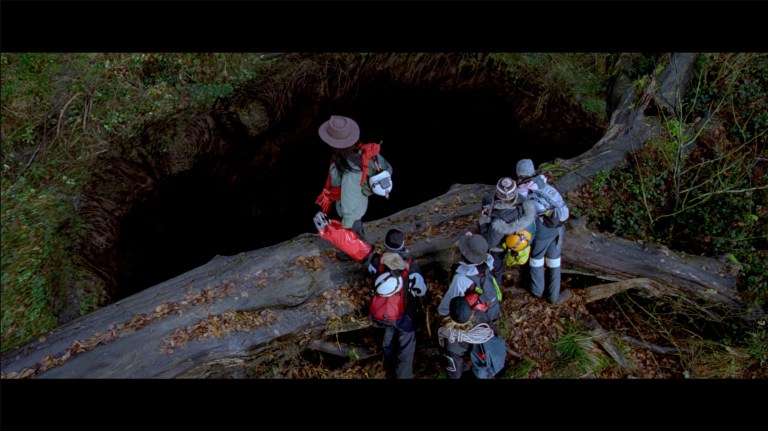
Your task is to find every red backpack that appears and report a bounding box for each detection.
[369,258,412,326]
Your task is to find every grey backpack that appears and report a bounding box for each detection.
[470,336,507,379]
[529,183,569,228]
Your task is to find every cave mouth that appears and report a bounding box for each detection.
[112,81,604,301]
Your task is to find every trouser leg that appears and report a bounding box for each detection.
[382,325,396,377]
[545,262,562,303]
[545,228,564,303]
[491,251,504,285]
[351,219,367,243]
[395,321,415,379]
[441,347,464,379]
[528,237,550,298]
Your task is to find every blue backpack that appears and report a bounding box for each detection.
[470,336,507,379]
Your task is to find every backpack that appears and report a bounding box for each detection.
[470,336,507,379]
[503,229,533,266]
[368,154,393,198]
[464,291,488,312]
[505,245,531,266]
[369,258,412,327]
[315,142,384,213]
[529,182,569,228]
[466,266,501,321]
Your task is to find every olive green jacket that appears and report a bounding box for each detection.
[330,152,392,228]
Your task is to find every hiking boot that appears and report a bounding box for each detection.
[335,251,353,262]
[551,289,573,306]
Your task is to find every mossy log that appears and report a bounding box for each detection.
[3,52,755,379]
[0,182,748,379]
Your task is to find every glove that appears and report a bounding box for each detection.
[479,205,491,226]
[409,273,428,297]
[313,211,330,233]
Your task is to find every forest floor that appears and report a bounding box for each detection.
[242,269,710,379]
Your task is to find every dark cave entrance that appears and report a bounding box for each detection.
[113,83,603,301]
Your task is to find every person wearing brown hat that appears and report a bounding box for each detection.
[479,176,538,285]
[438,231,502,322]
[315,115,393,261]
[437,295,497,379]
[515,158,572,305]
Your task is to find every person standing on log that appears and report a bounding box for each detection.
[479,176,537,286]
[313,115,393,261]
[515,159,572,305]
[366,229,428,379]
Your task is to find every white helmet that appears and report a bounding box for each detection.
[369,170,393,198]
[374,272,403,296]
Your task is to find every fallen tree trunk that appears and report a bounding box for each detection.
[622,335,681,355]
[1,53,755,379]
[0,183,487,379]
[306,340,377,360]
[582,278,657,303]
[563,217,745,308]
[0,182,749,379]
[554,53,699,194]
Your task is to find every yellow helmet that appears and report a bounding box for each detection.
[504,230,532,252]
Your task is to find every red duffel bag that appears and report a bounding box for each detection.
[318,220,372,262]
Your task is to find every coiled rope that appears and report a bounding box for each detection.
[438,323,494,344]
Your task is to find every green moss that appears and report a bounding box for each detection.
[1,53,277,352]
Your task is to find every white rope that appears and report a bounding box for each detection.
[438,323,494,345]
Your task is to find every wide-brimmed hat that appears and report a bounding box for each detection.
[384,229,405,251]
[318,115,360,149]
[449,296,472,324]
[458,233,488,265]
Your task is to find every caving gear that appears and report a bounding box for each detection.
[464,291,488,312]
[313,211,331,232]
[315,212,372,262]
[369,169,392,198]
[505,230,532,252]
[370,257,412,326]
[470,336,507,379]
[526,180,570,228]
[315,142,385,213]
[374,272,404,296]
[502,229,533,266]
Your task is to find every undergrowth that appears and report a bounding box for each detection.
[575,53,768,375]
[1,53,277,352]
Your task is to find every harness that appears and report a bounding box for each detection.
[467,265,502,304]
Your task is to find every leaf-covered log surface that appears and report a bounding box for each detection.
[0,180,755,378]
